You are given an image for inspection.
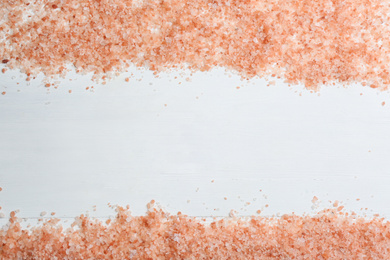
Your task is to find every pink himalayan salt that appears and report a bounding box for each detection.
[1,0,390,89]
[1,203,390,259]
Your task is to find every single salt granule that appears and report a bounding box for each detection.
[229,209,237,217]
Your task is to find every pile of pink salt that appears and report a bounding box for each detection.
[1,0,390,89]
[2,203,390,259]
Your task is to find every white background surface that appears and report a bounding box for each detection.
[1,66,390,225]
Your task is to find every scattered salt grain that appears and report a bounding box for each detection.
[229,209,237,218]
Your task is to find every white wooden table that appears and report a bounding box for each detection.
[1,66,390,225]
